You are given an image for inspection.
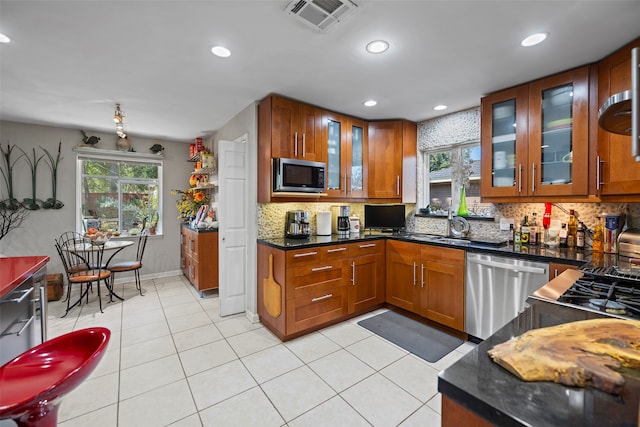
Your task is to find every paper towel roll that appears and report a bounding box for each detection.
[317,211,332,236]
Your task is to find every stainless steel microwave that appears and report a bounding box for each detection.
[273,158,326,193]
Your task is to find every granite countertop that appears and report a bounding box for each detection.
[0,256,50,299]
[181,223,218,233]
[258,232,592,266]
[438,299,640,427]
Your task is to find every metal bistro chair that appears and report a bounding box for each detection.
[108,229,149,296]
[56,232,112,316]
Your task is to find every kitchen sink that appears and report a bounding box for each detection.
[401,234,471,245]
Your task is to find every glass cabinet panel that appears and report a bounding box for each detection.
[491,99,516,188]
[350,124,363,192]
[540,83,573,185]
[327,119,341,190]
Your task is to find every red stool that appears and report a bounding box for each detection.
[0,327,110,427]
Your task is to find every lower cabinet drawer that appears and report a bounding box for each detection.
[286,286,348,334]
[287,260,347,299]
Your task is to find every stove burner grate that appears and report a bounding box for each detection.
[557,276,640,319]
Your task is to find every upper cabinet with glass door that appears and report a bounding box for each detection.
[481,85,529,198]
[528,67,589,197]
[323,111,368,199]
[481,66,589,199]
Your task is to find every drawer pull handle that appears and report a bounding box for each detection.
[359,244,376,248]
[294,251,318,258]
[1,287,34,304]
[327,247,347,253]
[311,265,333,272]
[17,316,34,336]
[312,294,333,302]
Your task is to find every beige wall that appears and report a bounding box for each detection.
[0,120,192,280]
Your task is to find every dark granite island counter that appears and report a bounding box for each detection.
[438,299,640,427]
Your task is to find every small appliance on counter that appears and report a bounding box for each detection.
[285,210,310,239]
[316,211,332,236]
[331,205,350,237]
[618,228,640,258]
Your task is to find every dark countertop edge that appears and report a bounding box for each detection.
[257,234,588,265]
[0,256,50,299]
[438,369,531,427]
[258,234,387,250]
[181,223,218,233]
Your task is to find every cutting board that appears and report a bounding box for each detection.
[488,318,640,394]
[262,254,281,318]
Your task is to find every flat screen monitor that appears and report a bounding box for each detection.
[364,204,406,233]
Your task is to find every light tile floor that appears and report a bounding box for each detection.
[47,275,476,427]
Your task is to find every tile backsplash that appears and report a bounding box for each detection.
[258,201,639,241]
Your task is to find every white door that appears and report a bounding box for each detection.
[218,139,248,316]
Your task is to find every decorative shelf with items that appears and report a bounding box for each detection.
[184,138,218,228]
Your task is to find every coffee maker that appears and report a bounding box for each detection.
[285,211,310,239]
[331,206,350,237]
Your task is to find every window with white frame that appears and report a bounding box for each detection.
[76,152,162,236]
[423,142,493,217]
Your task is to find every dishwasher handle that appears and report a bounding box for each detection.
[468,256,547,275]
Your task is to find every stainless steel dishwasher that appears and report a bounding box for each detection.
[465,252,548,340]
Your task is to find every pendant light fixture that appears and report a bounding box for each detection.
[113,103,127,138]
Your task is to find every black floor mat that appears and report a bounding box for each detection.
[358,310,464,363]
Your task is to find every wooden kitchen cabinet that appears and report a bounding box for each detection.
[386,240,465,332]
[595,37,640,199]
[267,95,323,161]
[348,240,385,313]
[257,239,386,340]
[257,95,324,203]
[323,110,368,199]
[180,225,218,292]
[481,66,590,200]
[419,245,465,331]
[368,120,417,202]
[385,240,421,313]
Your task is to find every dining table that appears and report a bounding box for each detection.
[63,239,134,301]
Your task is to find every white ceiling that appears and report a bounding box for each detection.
[1,1,639,142]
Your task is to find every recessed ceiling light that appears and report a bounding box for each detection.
[364,100,377,107]
[521,32,548,47]
[434,105,447,111]
[211,46,231,57]
[366,40,389,54]
[0,33,11,43]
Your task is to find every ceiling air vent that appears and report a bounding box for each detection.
[284,0,358,32]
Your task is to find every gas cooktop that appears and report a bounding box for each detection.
[531,259,640,320]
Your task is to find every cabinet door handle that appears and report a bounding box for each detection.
[531,163,536,193]
[632,47,639,160]
[421,263,425,288]
[311,265,333,272]
[596,155,603,191]
[327,247,347,253]
[347,175,351,194]
[359,243,376,248]
[17,316,35,336]
[312,294,333,302]
[351,261,355,285]
[302,133,306,157]
[294,251,318,258]
[2,287,33,304]
[518,164,522,193]
[396,176,400,196]
[413,261,417,286]
[343,175,347,194]
[294,132,298,157]
[554,268,559,278]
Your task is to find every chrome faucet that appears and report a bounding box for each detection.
[446,208,453,237]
